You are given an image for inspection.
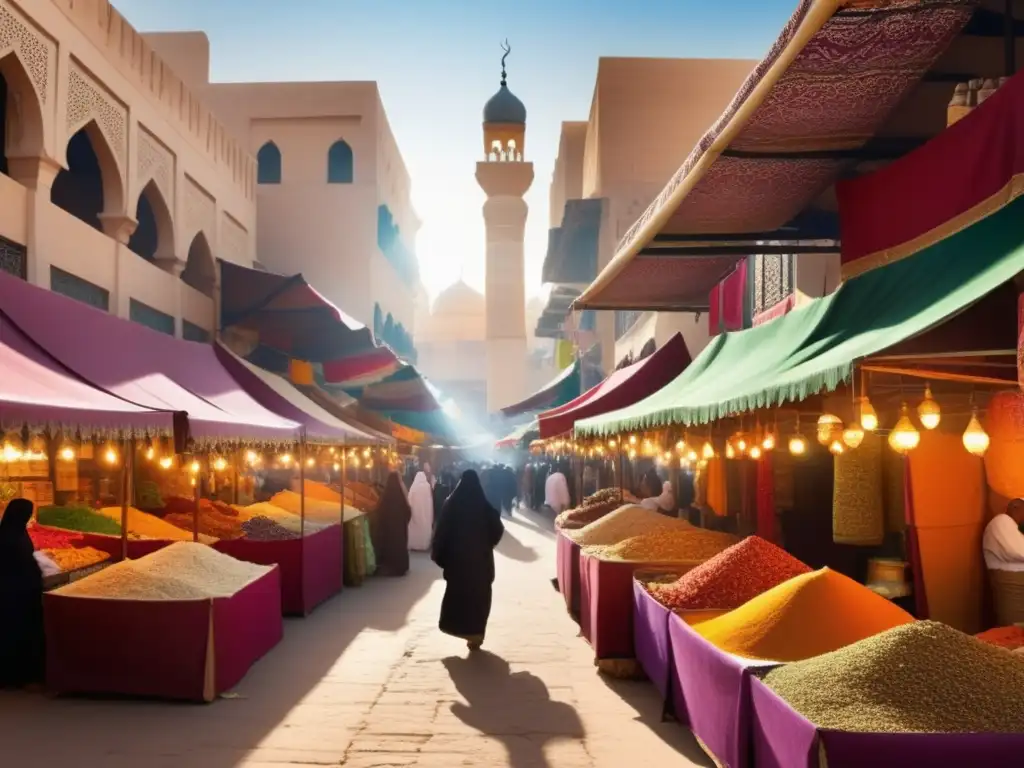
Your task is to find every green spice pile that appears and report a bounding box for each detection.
[37,505,121,536]
[763,621,1024,733]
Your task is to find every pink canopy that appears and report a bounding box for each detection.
[0,272,299,443]
[0,309,176,435]
[538,333,693,439]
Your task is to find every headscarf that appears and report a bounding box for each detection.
[445,469,494,517]
[0,498,36,565]
[431,470,503,572]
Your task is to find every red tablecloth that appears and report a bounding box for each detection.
[214,524,342,616]
[45,567,283,702]
[555,531,581,619]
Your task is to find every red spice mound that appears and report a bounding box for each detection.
[28,522,84,551]
[976,626,1024,650]
[649,535,811,611]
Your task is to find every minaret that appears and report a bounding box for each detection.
[477,42,533,414]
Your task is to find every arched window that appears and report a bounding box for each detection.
[327,140,354,184]
[257,142,282,184]
[181,232,216,298]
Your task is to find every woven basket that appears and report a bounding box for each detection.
[833,432,884,546]
[881,446,906,532]
[989,568,1024,626]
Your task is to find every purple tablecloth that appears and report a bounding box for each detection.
[633,579,673,702]
[668,613,778,768]
[749,676,1024,767]
[555,531,581,619]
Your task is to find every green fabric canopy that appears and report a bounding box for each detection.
[576,194,1024,437]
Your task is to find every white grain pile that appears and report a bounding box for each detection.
[55,542,272,600]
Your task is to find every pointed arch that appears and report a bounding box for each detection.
[257,141,281,184]
[181,231,216,298]
[128,179,175,265]
[50,121,125,230]
[327,139,353,184]
[0,50,46,173]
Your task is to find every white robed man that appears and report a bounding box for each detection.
[407,472,434,551]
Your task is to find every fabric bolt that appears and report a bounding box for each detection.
[407,472,434,552]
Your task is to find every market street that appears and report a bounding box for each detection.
[2,508,711,768]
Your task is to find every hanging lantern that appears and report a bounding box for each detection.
[829,439,845,456]
[789,435,808,456]
[675,440,686,454]
[608,438,617,449]
[158,456,174,470]
[280,453,293,466]
[962,410,990,457]
[306,457,316,468]
[762,432,776,451]
[333,462,341,471]
[888,404,920,455]
[702,441,715,459]
[59,444,76,462]
[918,384,941,430]
[817,414,842,446]
[860,397,879,432]
[629,435,638,446]
[725,442,736,459]
[103,443,119,465]
[213,456,228,472]
[735,435,748,453]
[842,424,865,449]
[2,432,23,462]
[749,445,763,460]
[686,447,698,462]
[189,459,201,473]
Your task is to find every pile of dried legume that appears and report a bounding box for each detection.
[976,625,1024,651]
[566,505,690,546]
[763,621,1024,733]
[56,542,272,600]
[556,487,636,530]
[236,502,334,534]
[693,567,914,662]
[164,501,244,540]
[241,516,300,541]
[591,528,738,563]
[648,536,811,610]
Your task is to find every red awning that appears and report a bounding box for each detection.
[838,69,1024,278]
[537,332,693,439]
[575,0,974,311]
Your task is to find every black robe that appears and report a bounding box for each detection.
[431,470,504,639]
[369,473,412,577]
[0,499,44,687]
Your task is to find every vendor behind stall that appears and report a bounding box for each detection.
[639,468,676,518]
[984,499,1024,570]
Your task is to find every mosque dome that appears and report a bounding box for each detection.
[483,83,526,125]
[421,280,486,343]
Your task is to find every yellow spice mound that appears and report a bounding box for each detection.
[302,479,341,503]
[56,542,272,600]
[96,506,217,544]
[566,504,691,546]
[269,490,363,523]
[591,528,739,563]
[235,502,332,533]
[693,567,914,662]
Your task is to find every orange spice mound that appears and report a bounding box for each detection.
[975,625,1024,651]
[649,536,811,611]
[693,567,914,662]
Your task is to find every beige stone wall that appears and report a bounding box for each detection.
[549,121,587,228]
[0,0,259,338]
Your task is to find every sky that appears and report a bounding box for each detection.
[114,0,795,302]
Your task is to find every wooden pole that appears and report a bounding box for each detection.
[192,455,200,544]
[859,364,1015,387]
[119,437,132,561]
[299,438,306,539]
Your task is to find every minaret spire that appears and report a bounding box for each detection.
[500,40,510,87]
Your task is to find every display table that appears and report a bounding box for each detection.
[748,676,1024,767]
[632,574,680,703]
[214,523,342,616]
[555,530,581,619]
[668,612,778,768]
[580,553,699,660]
[44,566,283,702]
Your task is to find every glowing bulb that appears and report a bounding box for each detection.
[59,446,76,462]
[333,462,341,471]
[860,397,879,432]
[104,447,118,465]
[725,443,736,459]
[1,443,22,462]
[145,446,155,461]
[788,435,807,456]
[329,447,336,455]
[663,451,672,462]
[366,460,374,469]
[829,440,845,456]
[608,439,617,449]
[246,450,259,465]
[702,442,715,459]
[762,433,776,451]
[628,448,637,460]
[736,437,747,452]
[306,457,316,467]
[280,453,292,466]
[629,435,637,446]
[676,440,686,454]
[363,448,371,458]
[697,459,708,470]
[888,405,920,455]
[842,425,865,449]
[190,460,201,473]
[962,410,990,457]
[918,384,941,430]
[190,477,197,487]
[749,445,762,460]
[213,457,228,472]
[686,449,698,462]
[159,456,173,470]
[817,414,842,446]
[352,457,361,468]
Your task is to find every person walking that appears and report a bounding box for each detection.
[369,472,412,577]
[431,470,504,651]
[0,499,45,687]
[407,471,434,551]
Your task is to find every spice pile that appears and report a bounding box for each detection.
[566,505,691,547]
[241,516,300,541]
[94,505,217,543]
[56,542,273,600]
[37,505,121,536]
[763,621,1024,733]
[693,568,914,662]
[976,625,1024,651]
[269,490,357,523]
[343,481,380,513]
[28,523,83,551]
[648,536,811,611]
[236,502,331,535]
[163,498,244,540]
[43,547,110,572]
[556,489,637,530]
[591,528,738,563]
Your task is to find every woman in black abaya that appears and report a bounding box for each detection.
[0,498,45,687]
[431,470,504,650]
[369,472,412,577]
